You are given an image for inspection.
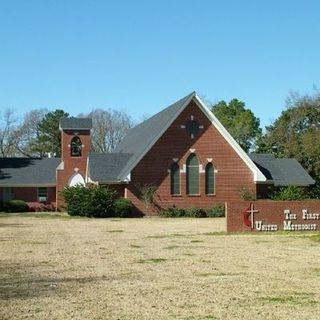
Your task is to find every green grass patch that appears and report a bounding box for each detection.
[201,230,320,238]
[0,212,91,220]
[146,234,169,239]
[310,233,320,242]
[194,272,227,277]
[146,233,190,239]
[25,241,47,245]
[107,229,124,233]
[183,252,195,256]
[254,239,271,243]
[130,244,142,248]
[137,258,167,264]
[259,293,317,306]
[181,316,217,320]
[200,259,211,263]
[202,231,228,236]
[39,260,54,265]
[190,239,203,243]
[163,245,180,250]
[313,268,320,276]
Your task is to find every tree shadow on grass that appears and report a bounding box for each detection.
[0,262,116,301]
[0,223,31,228]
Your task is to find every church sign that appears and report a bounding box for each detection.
[227,201,320,232]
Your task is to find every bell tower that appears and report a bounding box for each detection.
[56,117,93,208]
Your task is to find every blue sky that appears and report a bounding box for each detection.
[0,0,319,128]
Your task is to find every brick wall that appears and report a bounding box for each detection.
[126,100,256,215]
[227,200,320,232]
[101,184,126,197]
[0,186,56,205]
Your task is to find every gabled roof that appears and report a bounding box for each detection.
[60,117,93,130]
[88,153,133,183]
[0,157,61,186]
[115,91,266,182]
[114,92,194,173]
[249,153,315,186]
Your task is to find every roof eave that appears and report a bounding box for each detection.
[274,180,315,187]
[255,180,274,184]
[193,93,267,182]
[59,126,92,131]
[0,183,56,187]
[94,180,129,185]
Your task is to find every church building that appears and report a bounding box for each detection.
[0,92,315,214]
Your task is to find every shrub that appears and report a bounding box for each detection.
[27,202,56,212]
[207,203,225,217]
[114,198,134,217]
[160,207,207,218]
[87,186,117,218]
[185,207,207,218]
[0,201,4,212]
[61,185,91,216]
[160,207,186,217]
[239,186,257,201]
[3,200,28,213]
[307,180,320,199]
[61,185,117,217]
[271,185,307,200]
[136,184,157,214]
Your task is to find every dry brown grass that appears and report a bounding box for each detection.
[0,214,320,320]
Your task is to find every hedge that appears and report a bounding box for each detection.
[114,198,134,217]
[207,203,225,217]
[0,200,29,213]
[159,204,225,218]
[271,186,308,200]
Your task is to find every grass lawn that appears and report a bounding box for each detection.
[0,213,320,320]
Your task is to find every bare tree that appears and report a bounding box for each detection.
[0,106,133,157]
[0,108,20,157]
[14,109,48,157]
[83,109,133,153]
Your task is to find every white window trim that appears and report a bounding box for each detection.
[37,187,48,202]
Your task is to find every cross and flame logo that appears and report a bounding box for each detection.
[242,203,259,229]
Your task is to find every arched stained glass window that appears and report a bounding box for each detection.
[205,163,215,195]
[170,163,180,195]
[186,154,199,195]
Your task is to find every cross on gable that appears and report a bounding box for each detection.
[180,115,204,139]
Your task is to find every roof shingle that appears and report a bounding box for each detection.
[114,92,195,179]
[0,158,61,186]
[60,117,93,130]
[88,153,133,183]
[249,153,315,186]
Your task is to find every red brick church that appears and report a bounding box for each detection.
[0,92,314,214]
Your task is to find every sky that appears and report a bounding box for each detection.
[0,0,319,128]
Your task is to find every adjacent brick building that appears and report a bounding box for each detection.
[0,92,315,214]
